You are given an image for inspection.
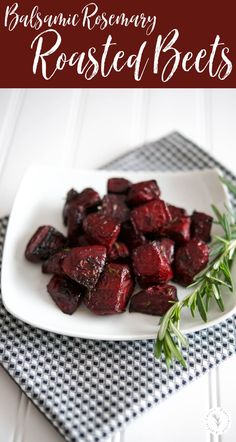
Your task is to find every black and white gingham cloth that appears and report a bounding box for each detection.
[0,132,236,442]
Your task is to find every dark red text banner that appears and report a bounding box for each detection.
[0,0,235,87]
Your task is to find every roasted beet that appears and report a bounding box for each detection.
[85,263,133,315]
[63,187,101,225]
[102,194,129,223]
[168,204,187,220]
[42,250,68,275]
[131,199,171,234]
[25,226,66,263]
[132,242,173,288]
[107,177,131,194]
[129,284,178,315]
[63,189,79,225]
[108,242,130,262]
[83,213,120,250]
[191,211,213,243]
[174,239,209,286]
[67,205,85,241]
[159,238,175,264]
[47,275,83,314]
[127,180,160,206]
[161,216,191,245]
[62,245,107,289]
[119,221,147,251]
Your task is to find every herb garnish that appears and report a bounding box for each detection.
[154,177,236,368]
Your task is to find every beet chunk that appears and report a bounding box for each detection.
[129,284,178,316]
[161,216,191,245]
[83,213,120,250]
[108,242,130,262]
[131,199,171,234]
[168,204,187,220]
[63,187,101,225]
[107,177,131,194]
[174,239,209,286]
[25,226,66,263]
[47,275,83,315]
[62,245,107,289]
[127,180,160,206]
[132,242,173,288]
[191,211,213,243]
[102,194,129,223]
[159,238,175,264]
[119,221,147,251]
[42,250,68,275]
[67,205,85,242]
[85,263,134,315]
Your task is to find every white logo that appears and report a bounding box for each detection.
[205,407,231,435]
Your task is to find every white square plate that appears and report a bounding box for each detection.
[2,166,235,340]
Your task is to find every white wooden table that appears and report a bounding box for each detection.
[0,88,236,442]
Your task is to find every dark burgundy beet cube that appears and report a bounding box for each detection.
[83,213,120,250]
[25,226,66,263]
[127,180,160,206]
[108,242,130,262]
[42,250,68,275]
[85,263,134,315]
[191,211,213,243]
[168,204,187,220]
[102,194,129,223]
[129,284,178,316]
[119,221,147,251]
[47,275,83,315]
[161,216,191,245]
[174,239,209,286]
[67,205,85,241]
[63,187,101,225]
[107,177,131,194]
[159,238,175,264]
[130,199,171,234]
[62,245,107,289]
[63,188,79,225]
[132,242,173,288]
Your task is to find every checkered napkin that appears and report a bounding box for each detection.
[1,132,236,442]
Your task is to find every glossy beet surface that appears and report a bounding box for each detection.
[132,242,173,288]
[191,211,213,243]
[167,204,187,220]
[119,221,147,251]
[174,239,209,286]
[42,250,69,275]
[25,226,66,263]
[159,238,175,264]
[108,242,130,262]
[161,216,191,245]
[83,212,120,250]
[107,177,131,194]
[63,187,101,225]
[127,180,160,206]
[85,263,134,315]
[102,194,129,223]
[62,245,107,289]
[129,284,178,316]
[131,199,171,234]
[47,275,83,315]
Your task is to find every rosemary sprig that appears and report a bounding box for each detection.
[154,177,236,368]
